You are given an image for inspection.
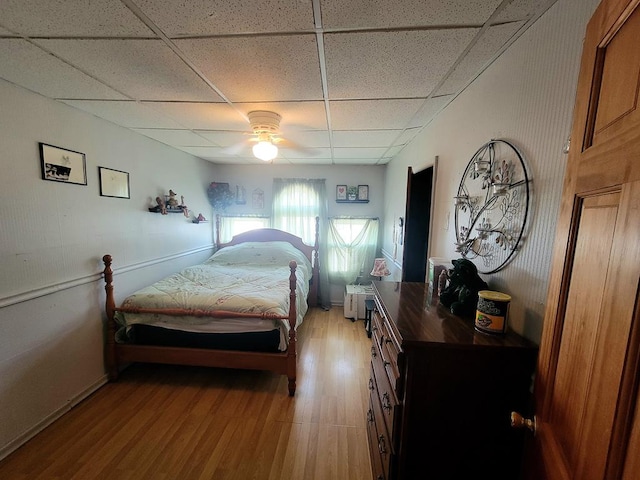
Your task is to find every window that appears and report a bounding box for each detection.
[272,178,325,245]
[327,217,379,284]
[218,216,270,243]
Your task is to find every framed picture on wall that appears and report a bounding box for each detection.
[336,185,347,200]
[358,185,369,201]
[39,143,87,186]
[99,167,130,198]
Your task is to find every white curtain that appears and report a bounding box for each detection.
[327,217,379,285]
[272,178,330,308]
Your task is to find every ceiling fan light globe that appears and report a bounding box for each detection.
[253,141,278,161]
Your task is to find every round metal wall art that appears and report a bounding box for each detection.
[454,139,531,274]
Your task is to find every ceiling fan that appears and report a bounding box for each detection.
[225,110,317,161]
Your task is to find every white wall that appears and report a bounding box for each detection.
[383,0,600,342]
[0,79,219,458]
[214,164,386,303]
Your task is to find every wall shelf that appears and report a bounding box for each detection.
[336,199,369,204]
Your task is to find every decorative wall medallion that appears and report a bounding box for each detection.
[454,139,531,274]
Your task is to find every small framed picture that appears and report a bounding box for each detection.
[358,185,369,201]
[39,143,87,186]
[336,185,347,201]
[99,167,130,198]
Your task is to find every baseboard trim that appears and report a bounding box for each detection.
[0,374,108,462]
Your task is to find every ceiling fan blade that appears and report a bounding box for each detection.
[221,139,250,156]
[274,137,320,155]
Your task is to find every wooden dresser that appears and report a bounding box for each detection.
[366,281,538,480]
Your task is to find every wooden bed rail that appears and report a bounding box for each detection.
[101,254,300,395]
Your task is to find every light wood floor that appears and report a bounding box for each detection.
[0,308,373,480]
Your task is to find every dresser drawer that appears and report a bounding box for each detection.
[370,358,400,453]
[367,394,387,480]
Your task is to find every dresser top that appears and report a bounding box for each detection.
[373,281,537,350]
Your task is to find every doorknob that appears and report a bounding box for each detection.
[511,411,536,435]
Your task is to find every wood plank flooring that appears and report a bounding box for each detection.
[0,307,373,480]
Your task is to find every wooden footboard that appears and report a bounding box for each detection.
[102,255,299,396]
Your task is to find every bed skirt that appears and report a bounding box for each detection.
[130,324,282,353]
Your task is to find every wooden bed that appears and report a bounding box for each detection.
[103,217,319,396]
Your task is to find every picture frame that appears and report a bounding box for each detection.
[358,185,369,201]
[336,185,347,201]
[98,167,130,199]
[252,188,264,209]
[39,143,87,186]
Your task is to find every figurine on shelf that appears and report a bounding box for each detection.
[180,195,189,217]
[167,189,179,208]
[155,196,167,215]
[192,213,207,224]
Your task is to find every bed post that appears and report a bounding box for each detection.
[287,260,298,396]
[215,214,221,248]
[308,216,320,307]
[102,255,119,381]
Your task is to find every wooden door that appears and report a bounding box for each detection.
[525,0,640,478]
[402,165,434,282]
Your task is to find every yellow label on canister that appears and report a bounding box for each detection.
[475,290,511,334]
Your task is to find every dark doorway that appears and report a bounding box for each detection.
[402,166,434,282]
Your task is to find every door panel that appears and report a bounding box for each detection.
[527,0,640,478]
[550,192,619,472]
[592,4,640,144]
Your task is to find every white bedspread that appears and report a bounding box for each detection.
[117,241,313,350]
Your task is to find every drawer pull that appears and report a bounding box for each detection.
[371,346,377,358]
[367,409,374,424]
[378,434,387,455]
[369,378,375,391]
[383,360,391,367]
[385,337,393,344]
[382,392,392,411]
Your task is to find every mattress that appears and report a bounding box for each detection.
[115,241,313,351]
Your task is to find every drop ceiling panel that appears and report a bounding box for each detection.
[276,157,334,165]
[394,127,422,146]
[176,35,323,102]
[0,26,16,35]
[320,0,503,29]
[407,95,454,128]
[0,40,127,100]
[332,130,404,148]
[333,147,387,159]
[494,0,556,23]
[324,29,479,99]
[0,0,153,37]
[35,39,222,102]
[330,99,424,130]
[141,102,246,130]
[435,22,525,96]
[136,0,315,36]
[131,129,216,147]
[61,100,186,129]
[332,158,381,165]
[384,145,406,157]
